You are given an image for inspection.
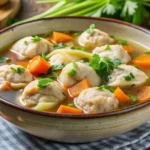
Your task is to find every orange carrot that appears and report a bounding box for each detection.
[16,61,28,68]
[57,105,83,114]
[134,86,150,103]
[51,32,72,43]
[122,45,133,53]
[27,56,50,75]
[68,79,91,97]
[114,87,130,103]
[2,81,11,91]
[133,54,150,67]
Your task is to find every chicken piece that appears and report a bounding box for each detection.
[78,29,114,49]
[0,64,33,90]
[11,36,53,60]
[59,62,101,87]
[108,64,148,87]
[49,52,80,66]
[75,87,119,114]
[20,80,66,107]
[93,45,131,64]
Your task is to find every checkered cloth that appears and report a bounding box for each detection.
[0,117,150,150]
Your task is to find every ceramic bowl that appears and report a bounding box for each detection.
[0,17,150,143]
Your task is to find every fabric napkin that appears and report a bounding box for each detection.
[0,117,150,150]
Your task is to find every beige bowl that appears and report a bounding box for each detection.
[0,17,150,143]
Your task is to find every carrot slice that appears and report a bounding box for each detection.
[27,56,50,75]
[122,45,133,53]
[114,87,130,103]
[68,79,91,97]
[16,61,28,68]
[133,54,150,67]
[134,86,150,103]
[51,32,72,43]
[57,105,83,114]
[2,81,11,91]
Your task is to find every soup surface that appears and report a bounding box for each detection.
[0,24,150,114]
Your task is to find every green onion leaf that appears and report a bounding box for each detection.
[105,44,111,51]
[86,24,95,34]
[41,52,49,61]
[32,36,41,42]
[38,78,54,88]
[145,51,150,55]
[47,72,58,79]
[97,85,114,93]
[118,39,128,45]
[73,62,78,69]
[124,72,135,81]
[128,94,137,102]
[0,57,10,63]
[24,41,28,45]
[68,103,74,107]
[53,43,67,49]
[52,64,65,71]
[67,69,76,76]
[11,67,25,74]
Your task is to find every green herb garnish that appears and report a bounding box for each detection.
[105,45,111,51]
[128,94,137,102]
[52,64,65,71]
[37,78,54,88]
[124,73,135,81]
[145,51,150,55]
[68,103,74,107]
[89,54,121,81]
[67,69,76,76]
[97,85,114,93]
[73,32,82,36]
[41,53,49,61]
[86,24,95,34]
[11,67,25,74]
[32,36,41,42]
[73,62,78,69]
[118,39,128,45]
[47,72,58,79]
[53,43,67,49]
[0,57,10,63]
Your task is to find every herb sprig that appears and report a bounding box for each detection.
[11,67,25,74]
[37,78,54,88]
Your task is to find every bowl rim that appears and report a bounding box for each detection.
[0,16,150,119]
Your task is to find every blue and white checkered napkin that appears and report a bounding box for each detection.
[0,117,150,150]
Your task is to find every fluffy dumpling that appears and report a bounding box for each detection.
[20,80,66,107]
[59,62,101,87]
[0,64,33,90]
[92,45,131,64]
[49,52,80,66]
[75,87,119,114]
[78,28,114,49]
[108,64,148,87]
[11,36,53,60]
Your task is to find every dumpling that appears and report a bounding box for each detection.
[59,62,101,87]
[78,28,114,49]
[75,87,119,114]
[0,64,33,90]
[49,52,80,66]
[11,36,53,60]
[108,64,148,87]
[92,45,131,64]
[20,80,66,108]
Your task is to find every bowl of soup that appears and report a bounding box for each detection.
[0,17,150,143]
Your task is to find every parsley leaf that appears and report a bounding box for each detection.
[32,36,41,42]
[145,51,150,55]
[68,103,74,107]
[24,41,28,45]
[11,67,25,74]
[105,44,111,51]
[41,53,49,61]
[0,57,10,63]
[52,64,65,71]
[124,72,135,81]
[53,43,67,49]
[128,94,137,102]
[118,39,128,45]
[86,24,95,34]
[67,69,76,76]
[37,78,54,88]
[47,72,58,79]
[90,54,121,81]
[97,85,114,93]
[73,62,78,69]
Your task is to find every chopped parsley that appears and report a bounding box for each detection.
[0,57,10,63]
[37,78,54,88]
[105,44,111,51]
[68,103,74,107]
[52,64,65,71]
[67,69,76,76]
[145,51,150,55]
[73,32,82,36]
[11,67,25,74]
[32,36,41,42]
[53,43,67,49]
[89,54,121,81]
[86,24,95,34]
[73,62,78,69]
[118,39,128,45]
[124,73,135,81]
[24,41,28,45]
[41,53,49,61]
[97,85,114,93]
[47,72,58,79]
[128,94,137,102]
